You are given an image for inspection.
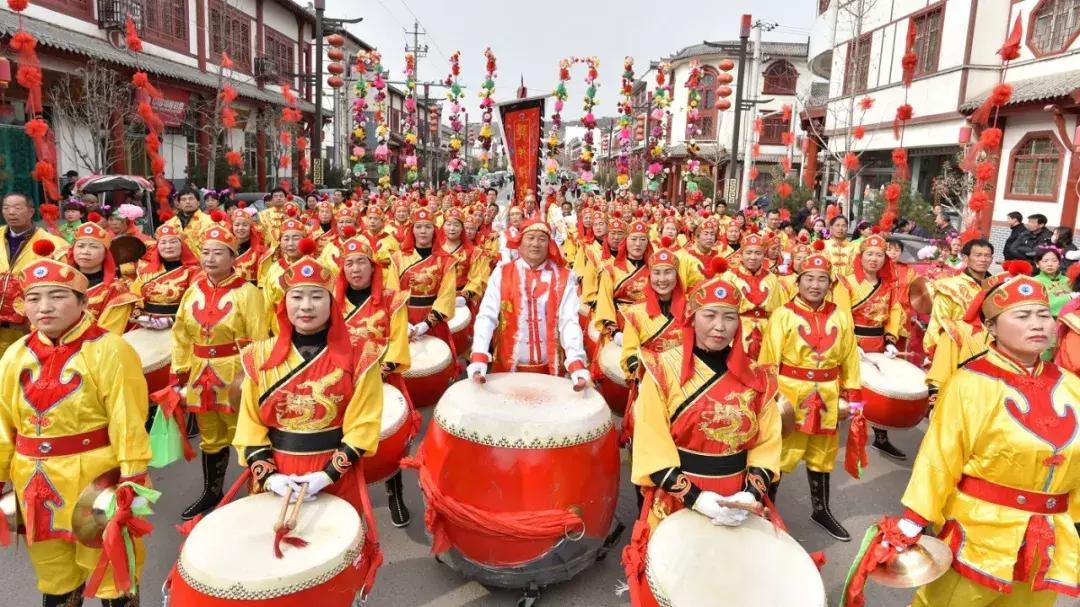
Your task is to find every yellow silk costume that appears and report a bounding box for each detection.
[720,265,785,355]
[130,261,201,317]
[903,348,1080,602]
[343,288,411,374]
[163,210,213,253]
[594,258,650,333]
[832,271,904,348]
[924,271,985,354]
[172,273,269,452]
[392,248,457,324]
[620,301,681,381]
[0,313,150,598]
[759,297,860,473]
[256,207,287,244]
[0,227,69,354]
[83,278,137,335]
[575,241,607,308]
[821,239,858,276]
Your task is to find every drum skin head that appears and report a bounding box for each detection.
[860,353,928,399]
[122,328,172,373]
[449,305,471,333]
[179,493,363,599]
[599,343,627,387]
[403,335,453,378]
[380,384,409,439]
[434,372,613,448]
[646,510,825,606]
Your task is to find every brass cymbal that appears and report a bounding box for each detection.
[868,535,953,588]
[110,235,148,266]
[777,395,795,438]
[71,468,121,549]
[909,277,933,316]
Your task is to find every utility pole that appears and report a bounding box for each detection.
[728,15,751,182]
[738,19,778,209]
[404,20,430,185]
[309,1,361,186]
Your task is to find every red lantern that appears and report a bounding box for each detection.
[327,76,345,88]
[715,85,733,99]
[326,34,345,48]
[328,48,345,62]
[958,125,972,145]
[718,59,736,71]
[327,62,344,75]
[714,99,732,111]
[716,72,733,85]
[0,57,9,89]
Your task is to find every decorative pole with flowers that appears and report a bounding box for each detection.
[646,62,672,193]
[616,56,634,192]
[403,52,419,186]
[682,60,703,203]
[577,56,600,192]
[477,48,497,180]
[350,50,375,181]
[444,51,465,187]
[543,58,572,196]
[369,52,391,192]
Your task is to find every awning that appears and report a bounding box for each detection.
[961,69,1080,112]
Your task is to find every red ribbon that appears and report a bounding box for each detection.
[842,517,919,607]
[0,500,10,547]
[844,412,869,480]
[84,485,153,597]
[150,384,196,462]
[621,488,655,607]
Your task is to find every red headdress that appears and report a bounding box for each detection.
[645,236,686,318]
[67,221,117,286]
[143,224,198,272]
[680,275,763,390]
[334,232,384,307]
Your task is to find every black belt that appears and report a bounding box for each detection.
[409,295,437,307]
[854,326,885,337]
[677,449,748,478]
[268,427,343,454]
[144,302,180,315]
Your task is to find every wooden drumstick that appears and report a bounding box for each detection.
[286,484,309,530]
[715,498,767,518]
[274,486,293,531]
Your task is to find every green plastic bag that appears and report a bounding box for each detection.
[148,407,184,469]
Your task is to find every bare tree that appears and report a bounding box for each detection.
[49,60,133,174]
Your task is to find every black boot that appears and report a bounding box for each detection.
[186,413,199,439]
[144,405,157,434]
[872,428,907,461]
[42,586,84,607]
[766,476,780,505]
[386,471,410,527]
[182,450,228,521]
[808,470,850,541]
[100,593,138,607]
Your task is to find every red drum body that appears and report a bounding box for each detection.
[597,342,630,416]
[860,352,930,429]
[414,372,620,589]
[168,493,364,607]
[122,328,172,393]
[362,383,412,484]
[449,305,472,357]
[403,335,455,408]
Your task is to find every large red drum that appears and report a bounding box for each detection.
[449,304,472,357]
[403,335,455,408]
[596,342,630,416]
[123,328,171,394]
[168,493,365,606]
[860,353,930,429]
[362,383,413,484]
[411,372,620,589]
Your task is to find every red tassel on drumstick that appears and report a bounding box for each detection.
[272,484,310,559]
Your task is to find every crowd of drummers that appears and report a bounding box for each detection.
[0,181,1077,607]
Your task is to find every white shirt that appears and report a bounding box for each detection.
[472,257,586,370]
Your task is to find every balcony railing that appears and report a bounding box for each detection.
[98,0,143,31]
[254,57,279,82]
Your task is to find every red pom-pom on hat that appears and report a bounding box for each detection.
[709,256,729,277]
[88,212,103,223]
[159,210,174,221]
[660,236,673,248]
[633,208,644,218]
[1001,260,1033,276]
[799,234,809,244]
[32,239,55,257]
[342,225,357,238]
[297,237,317,256]
[210,210,226,223]
[813,239,825,251]
[286,206,298,217]
[237,201,248,209]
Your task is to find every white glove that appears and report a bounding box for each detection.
[857,347,867,359]
[1065,250,1080,261]
[570,368,591,386]
[149,316,173,330]
[882,517,924,552]
[613,332,624,347]
[409,322,429,340]
[264,473,301,498]
[710,491,756,527]
[884,344,899,359]
[455,296,467,307]
[134,315,153,328]
[467,361,488,382]
[290,471,333,501]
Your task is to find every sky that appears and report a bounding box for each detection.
[323,0,814,121]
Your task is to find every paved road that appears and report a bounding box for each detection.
[1,404,924,607]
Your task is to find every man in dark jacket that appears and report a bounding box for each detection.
[1011,213,1054,262]
[1002,211,1026,260]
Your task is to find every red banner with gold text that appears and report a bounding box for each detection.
[498,96,545,208]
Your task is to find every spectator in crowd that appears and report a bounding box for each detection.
[1034,247,1071,317]
[1011,213,1054,263]
[792,199,816,232]
[1002,211,1026,260]
[933,213,953,237]
[59,170,78,199]
[1052,226,1077,270]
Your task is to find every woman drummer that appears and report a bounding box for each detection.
[337,231,415,527]
[130,224,200,330]
[234,240,383,598]
[229,204,265,284]
[623,272,782,606]
[856,270,1080,606]
[67,218,138,334]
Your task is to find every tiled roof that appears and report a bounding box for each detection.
[961,69,1080,112]
[669,40,808,62]
[0,12,317,113]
